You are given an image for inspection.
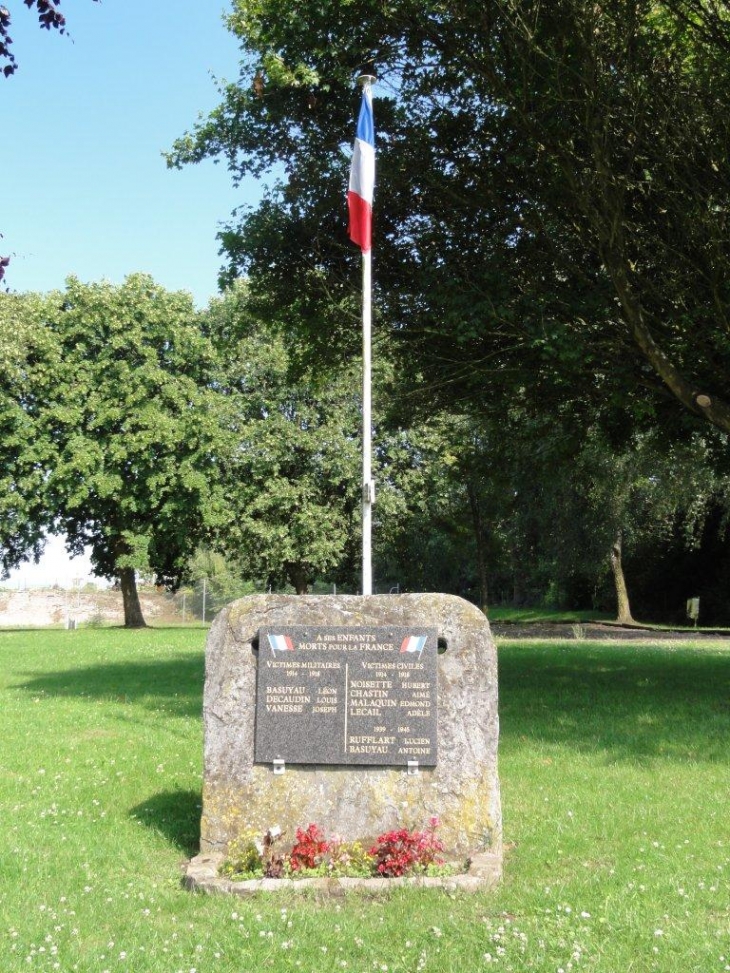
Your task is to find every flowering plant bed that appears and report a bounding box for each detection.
[217,818,465,882]
[185,850,501,898]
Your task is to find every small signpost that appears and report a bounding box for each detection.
[686,596,700,627]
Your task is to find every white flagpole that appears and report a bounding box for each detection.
[359,74,375,596]
[362,242,373,596]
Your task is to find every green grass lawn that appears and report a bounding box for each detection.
[1,627,728,972]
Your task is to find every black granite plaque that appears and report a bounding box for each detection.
[254,625,438,766]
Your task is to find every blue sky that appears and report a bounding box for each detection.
[3,0,264,308]
[3,0,267,587]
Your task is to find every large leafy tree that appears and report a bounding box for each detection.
[7,275,227,627]
[578,433,725,625]
[205,285,363,593]
[370,413,511,608]
[169,0,730,437]
[204,283,433,594]
[372,398,730,619]
[0,292,57,573]
[498,415,730,621]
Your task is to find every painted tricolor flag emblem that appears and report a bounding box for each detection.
[347,85,375,252]
[267,634,294,653]
[400,635,427,655]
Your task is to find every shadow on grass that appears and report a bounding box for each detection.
[498,641,730,763]
[14,639,730,765]
[16,653,205,719]
[131,789,202,857]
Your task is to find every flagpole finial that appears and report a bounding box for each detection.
[357,73,376,88]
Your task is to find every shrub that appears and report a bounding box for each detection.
[218,829,264,880]
[326,838,374,877]
[288,823,330,872]
[369,817,445,877]
[219,818,453,880]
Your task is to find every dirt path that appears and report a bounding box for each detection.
[490,621,730,641]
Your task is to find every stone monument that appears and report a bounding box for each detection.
[185,592,502,890]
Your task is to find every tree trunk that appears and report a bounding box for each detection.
[119,566,147,628]
[609,532,634,624]
[467,482,489,613]
[286,563,310,595]
[512,575,525,607]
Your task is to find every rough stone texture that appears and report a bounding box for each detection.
[198,594,501,878]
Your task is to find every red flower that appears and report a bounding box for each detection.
[288,823,331,871]
[368,823,445,877]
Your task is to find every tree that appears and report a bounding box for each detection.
[169,0,730,438]
[9,275,226,627]
[573,425,730,623]
[371,413,510,608]
[203,283,441,595]
[0,292,57,573]
[477,408,730,621]
[184,547,259,619]
[1,1,98,78]
[205,285,363,593]
[376,400,730,621]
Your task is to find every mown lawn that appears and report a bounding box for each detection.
[1,626,728,972]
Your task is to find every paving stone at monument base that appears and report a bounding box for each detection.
[184,850,502,896]
[196,593,501,885]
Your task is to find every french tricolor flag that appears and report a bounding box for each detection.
[347,85,375,253]
[267,634,294,653]
[400,635,427,655]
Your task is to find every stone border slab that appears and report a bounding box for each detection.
[184,851,502,897]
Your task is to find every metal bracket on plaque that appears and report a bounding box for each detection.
[407,760,419,776]
[273,759,286,775]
